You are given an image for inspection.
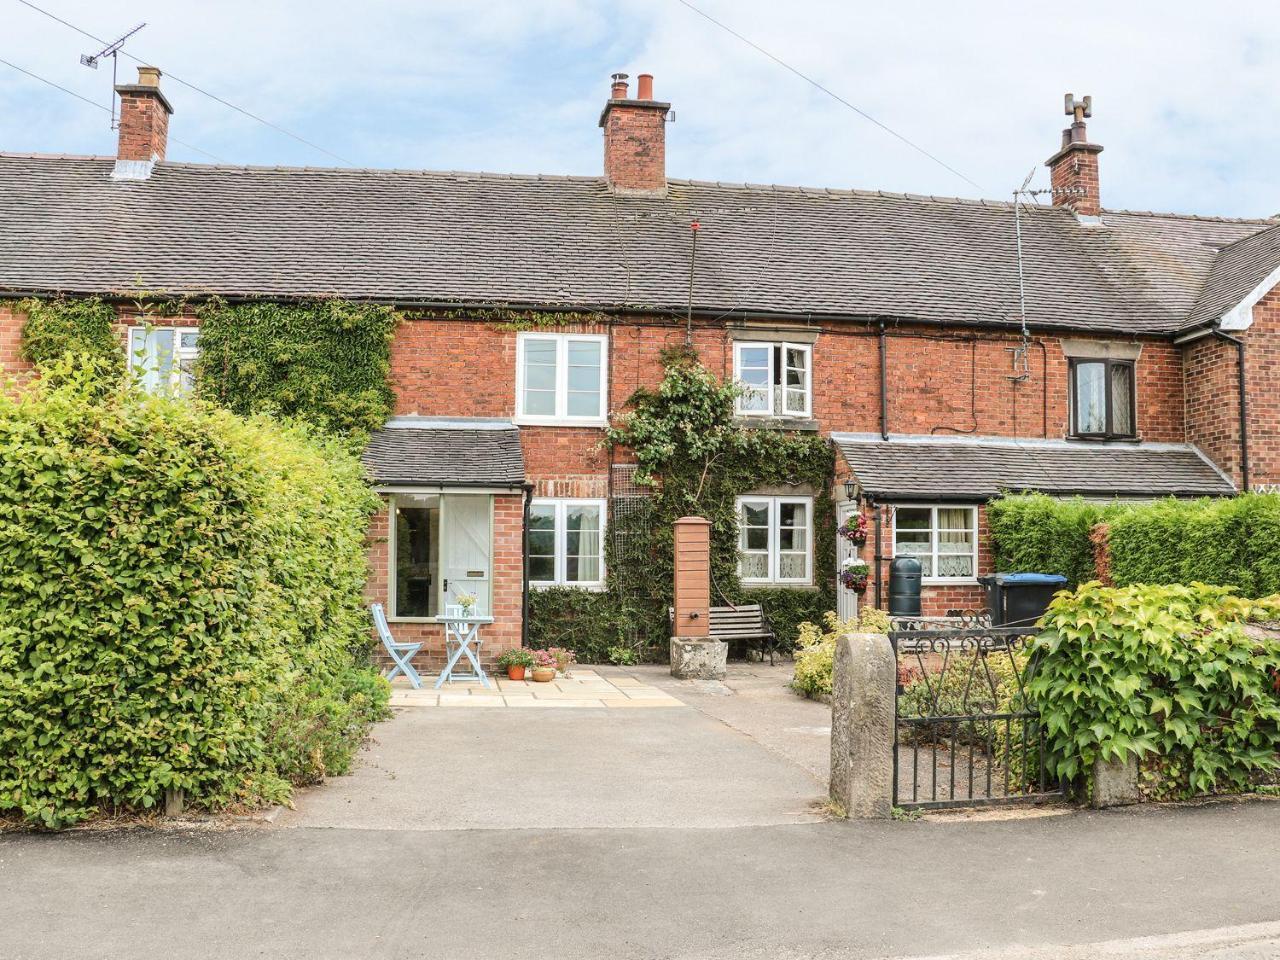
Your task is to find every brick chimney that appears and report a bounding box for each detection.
[1045,93,1103,219]
[598,72,670,195]
[114,66,173,163]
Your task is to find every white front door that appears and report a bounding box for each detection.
[440,494,492,615]
[836,501,861,623]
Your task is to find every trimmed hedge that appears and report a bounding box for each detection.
[0,359,388,828]
[1107,494,1280,595]
[987,493,1126,587]
[1031,582,1280,798]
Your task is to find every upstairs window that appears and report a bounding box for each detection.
[516,333,608,425]
[736,495,812,585]
[128,326,199,395]
[1070,358,1135,439]
[733,342,811,418]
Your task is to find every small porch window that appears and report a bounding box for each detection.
[529,499,606,589]
[128,326,200,395]
[736,496,812,584]
[733,342,811,418]
[892,505,978,582]
[1070,359,1135,439]
[389,493,493,620]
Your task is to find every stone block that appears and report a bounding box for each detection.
[830,632,896,819]
[669,637,727,680]
[1091,754,1140,808]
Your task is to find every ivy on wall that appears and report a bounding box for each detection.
[19,296,123,373]
[529,350,836,661]
[194,298,400,437]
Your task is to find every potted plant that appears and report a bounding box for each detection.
[839,558,871,593]
[530,649,557,683]
[838,513,869,546]
[454,591,478,617]
[496,648,536,681]
[547,646,577,678]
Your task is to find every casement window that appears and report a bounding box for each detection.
[736,496,812,584]
[733,341,811,418]
[128,326,199,395]
[515,333,608,425]
[389,493,493,620]
[528,499,606,589]
[892,505,978,582]
[1069,358,1136,439]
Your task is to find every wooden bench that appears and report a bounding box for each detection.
[669,603,778,665]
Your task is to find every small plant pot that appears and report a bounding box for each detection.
[531,667,556,683]
[506,665,527,681]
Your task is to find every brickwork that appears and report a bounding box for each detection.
[1244,285,1280,489]
[0,302,29,374]
[366,493,524,673]
[116,88,170,162]
[1183,334,1241,485]
[600,93,669,193]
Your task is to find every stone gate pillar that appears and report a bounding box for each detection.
[669,516,726,680]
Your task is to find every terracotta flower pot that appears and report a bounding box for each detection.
[531,667,556,683]
[506,665,527,681]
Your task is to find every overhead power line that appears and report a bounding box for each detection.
[0,53,225,161]
[14,0,355,166]
[671,0,985,192]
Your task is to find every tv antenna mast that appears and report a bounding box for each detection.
[79,22,146,129]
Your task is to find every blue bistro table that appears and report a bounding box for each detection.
[434,611,491,689]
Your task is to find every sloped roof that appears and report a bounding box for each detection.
[1184,223,1280,329]
[833,433,1234,500]
[0,153,1274,335]
[362,417,525,488]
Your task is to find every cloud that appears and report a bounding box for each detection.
[1,0,1277,216]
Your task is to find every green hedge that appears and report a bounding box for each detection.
[987,493,1126,586]
[0,359,389,828]
[1107,495,1280,595]
[19,296,123,374]
[1030,582,1280,798]
[527,587,626,663]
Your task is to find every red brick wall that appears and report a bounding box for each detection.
[601,101,668,193]
[1245,285,1280,489]
[1183,334,1241,485]
[116,90,170,162]
[366,492,524,672]
[0,302,29,374]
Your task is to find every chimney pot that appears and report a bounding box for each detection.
[610,72,629,99]
[637,73,654,101]
[136,66,162,88]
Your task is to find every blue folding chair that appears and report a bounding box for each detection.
[372,603,424,689]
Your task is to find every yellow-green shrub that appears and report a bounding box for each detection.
[0,359,389,828]
[792,608,890,698]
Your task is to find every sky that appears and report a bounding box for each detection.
[1,0,1278,218]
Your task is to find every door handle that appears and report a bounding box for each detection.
[443,578,449,592]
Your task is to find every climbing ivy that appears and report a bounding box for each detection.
[19,296,123,373]
[588,350,836,658]
[194,299,400,437]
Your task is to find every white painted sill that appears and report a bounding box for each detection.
[513,416,608,429]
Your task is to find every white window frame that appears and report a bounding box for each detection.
[732,341,812,419]
[515,333,609,426]
[387,493,496,623]
[528,498,607,590]
[735,495,813,585]
[891,504,979,585]
[127,325,200,395]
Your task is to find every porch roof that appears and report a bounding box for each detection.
[831,433,1235,501]
[362,417,525,489]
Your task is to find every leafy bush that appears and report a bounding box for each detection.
[1029,582,1280,797]
[988,493,1128,586]
[0,359,388,828]
[527,587,626,663]
[194,298,399,437]
[19,296,123,373]
[792,608,889,698]
[1107,494,1280,595]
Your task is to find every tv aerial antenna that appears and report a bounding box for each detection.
[79,22,146,129]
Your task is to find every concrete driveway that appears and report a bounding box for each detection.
[279,664,831,831]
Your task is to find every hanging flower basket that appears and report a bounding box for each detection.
[839,558,870,592]
[838,513,869,546]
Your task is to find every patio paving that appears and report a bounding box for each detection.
[388,668,683,708]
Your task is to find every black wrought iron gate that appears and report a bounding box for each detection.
[890,619,1065,809]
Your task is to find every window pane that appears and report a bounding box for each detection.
[179,330,200,350]
[567,340,601,369]
[529,556,555,582]
[896,508,931,531]
[528,529,556,555]
[741,553,769,579]
[529,504,556,582]
[523,339,558,416]
[524,389,556,416]
[529,505,555,530]
[778,528,806,551]
[567,553,600,583]
[745,528,769,550]
[779,502,807,528]
[937,555,973,578]
[566,390,600,417]
[395,504,439,618]
[741,503,769,527]
[778,553,807,579]
[525,363,557,390]
[1111,363,1134,435]
[566,505,601,575]
[937,507,972,531]
[1074,362,1107,434]
[567,363,600,392]
[736,346,771,413]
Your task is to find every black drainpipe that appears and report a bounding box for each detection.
[870,497,884,609]
[1213,331,1250,493]
[878,321,889,440]
[520,482,534,646]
